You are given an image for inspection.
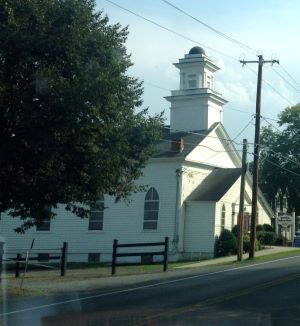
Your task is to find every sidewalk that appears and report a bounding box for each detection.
[175,246,300,269]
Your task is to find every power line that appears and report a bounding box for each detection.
[161,0,257,56]
[249,151,300,178]
[199,117,254,164]
[104,0,236,61]
[260,117,300,168]
[143,81,170,92]
[270,66,300,93]
[279,64,300,89]
[245,65,294,106]
[260,115,280,123]
[159,138,242,154]
[232,116,255,141]
[163,126,247,146]
[104,1,296,111]
[143,79,281,122]
[161,0,300,98]
[261,146,300,169]
[261,116,282,133]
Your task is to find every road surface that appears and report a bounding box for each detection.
[1,255,300,325]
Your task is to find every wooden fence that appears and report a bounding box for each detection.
[111,237,169,275]
[13,241,68,277]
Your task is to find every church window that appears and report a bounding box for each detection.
[143,187,159,230]
[36,207,51,231]
[188,74,197,89]
[221,204,226,231]
[89,196,104,230]
[207,75,211,88]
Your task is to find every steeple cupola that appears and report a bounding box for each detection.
[165,47,227,132]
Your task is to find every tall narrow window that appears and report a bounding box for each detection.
[188,74,197,89]
[143,187,159,230]
[207,76,211,88]
[89,196,104,230]
[221,204,226,231]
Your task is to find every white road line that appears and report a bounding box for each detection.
[1,254,300,317]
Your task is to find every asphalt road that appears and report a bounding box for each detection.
[2,255,300,325]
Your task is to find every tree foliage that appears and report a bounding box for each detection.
[0,0,164,232]
[259,104,300,214]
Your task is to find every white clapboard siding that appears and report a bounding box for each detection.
[215,178,272,236]
[0,160,181,262]
[186,128,238,168]
[183,201,216,258]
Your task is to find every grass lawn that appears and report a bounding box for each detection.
[1,248,300,299]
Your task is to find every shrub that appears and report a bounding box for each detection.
[243,234,261,252]
[257,231,277,245]
[243,234,251,252]
[231,225,239,238]
[256,231,266,244]
[256,224,264,232]
[274,235,287,246]
[263,224,274,232]
[264,232,277,245]
[215,229,237,257]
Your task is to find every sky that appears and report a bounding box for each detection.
[95,0,300,151]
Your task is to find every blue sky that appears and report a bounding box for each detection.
[96,0,300,150]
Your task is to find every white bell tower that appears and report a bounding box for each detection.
[165,46,227,132]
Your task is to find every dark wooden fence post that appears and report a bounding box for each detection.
[0,241,4,283]
[60,242,68,277]
[111,239,118,275]
[163,237,169,272]
[15,253,21,278]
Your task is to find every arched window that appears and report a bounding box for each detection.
[221,204,226,231]
[143,187,159,230]
[89,195,104,230]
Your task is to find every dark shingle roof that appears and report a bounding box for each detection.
[186,168,242,201]
[153,122,219,159]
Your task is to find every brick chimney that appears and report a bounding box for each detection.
[171,138,184,152]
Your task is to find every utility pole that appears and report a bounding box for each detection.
[240,55,279,259]
[237,138,247,261]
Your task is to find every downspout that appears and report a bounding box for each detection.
[172,168,182,252]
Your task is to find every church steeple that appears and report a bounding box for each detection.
[165,47,227,132]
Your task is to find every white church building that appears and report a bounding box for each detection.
[0,47,273,262]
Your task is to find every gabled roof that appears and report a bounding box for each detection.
[153,122,219,159]
[186,168,241,201]
[186,167,274,218]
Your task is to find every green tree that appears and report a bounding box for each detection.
[259,104,300,214]
[0,0,164,232]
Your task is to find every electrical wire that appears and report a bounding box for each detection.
[159,138,243,154]
[198,117,254,164]
[279,64,300,90]
[270,66,300,93]
[143,81,170,92]
[161,0,258,56]
[245,65,294,106]
[249,151,300,178]
[162,126,248,146]
[104,0,236,61]
[261,116,282,133]
[104,0,296,108]
[161,0,300,98]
